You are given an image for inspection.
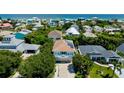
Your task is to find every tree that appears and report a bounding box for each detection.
[73,54,93,78]
[26,25,33,30]
[111,61,122,77]
[0,36,3,41]
[19,42,55,78]
[25,31,49,45]
[62,22,73,31]
[0,50,22,78]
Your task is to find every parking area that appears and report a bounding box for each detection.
[54,62,75,78]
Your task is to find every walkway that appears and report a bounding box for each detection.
[94,61,109,67]
[54,62,75,78]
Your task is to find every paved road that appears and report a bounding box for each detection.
[54,62,75,78]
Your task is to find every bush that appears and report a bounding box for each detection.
[19,42,55,78]
[0,36,3,41]
[73,54,93,78]
[0,50,22,77]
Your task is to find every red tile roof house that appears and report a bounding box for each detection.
[0,23,13,30]
[52,39,75,62]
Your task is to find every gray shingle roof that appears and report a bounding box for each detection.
[102,51,120,58]
[78,45,106,55]
[78,45,120,58]
[24,44,40,50]
[116,43,124,53]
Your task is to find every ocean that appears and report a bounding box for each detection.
[0,14,124,20]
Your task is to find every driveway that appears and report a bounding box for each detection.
[115,69,124,78]
[54,62,75,78]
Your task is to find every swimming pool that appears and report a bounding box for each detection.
[14,32,26,39]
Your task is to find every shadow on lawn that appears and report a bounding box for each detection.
[100,74,113,78]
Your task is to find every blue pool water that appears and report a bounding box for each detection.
[14,33,25,39]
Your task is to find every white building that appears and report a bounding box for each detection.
[0,35,40,54]
[104,26,121,32]
[83,25,93,32]
[65,27,80,36]
[93,26,104,32]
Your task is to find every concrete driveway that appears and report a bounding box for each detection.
[54,62,75,78]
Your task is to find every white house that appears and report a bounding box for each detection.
[83,25,93,32]
[65,27,80,36]
[0,35,40,54]
[104,26,121,32]
[93,26,104,32]
[83,32,97,38]
[26,17,41,25]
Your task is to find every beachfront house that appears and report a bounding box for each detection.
[78,45,121,62]
[52,40,75,62]
[0,35,40,54]
[26,17,41,25]
[48,30,62,41]
[65,27,80,36]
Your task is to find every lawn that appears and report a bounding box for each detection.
[89,63,118,78]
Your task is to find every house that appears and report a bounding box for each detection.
[0,35,40,54]
[52,40,75,62]
[104,26,121,32]
[0,23,13,30]
[78,45,121,62]
[93,26,103,32]
[65,27,80,36]
[32,24,43,31]
[83,25,93,32]
[116,43,124,54]
[48,30,62,41]
[15,29,32,39]
[83,32,97,38]
[71,24,79,31]
[26,17,41,25]
[48,19,57,27]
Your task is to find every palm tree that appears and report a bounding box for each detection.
[111,61,122,77]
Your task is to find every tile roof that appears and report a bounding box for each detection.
[52,40,75,52]
[48,30,62,37]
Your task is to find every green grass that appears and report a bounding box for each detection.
[89,63,118,78]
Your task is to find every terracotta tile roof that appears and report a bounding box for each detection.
[52,40,74,52]
[48,30,62,37]
[0,23,12,27]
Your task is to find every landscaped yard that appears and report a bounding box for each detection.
[89,63,118,78]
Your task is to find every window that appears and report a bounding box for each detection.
[61,52,67,55]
